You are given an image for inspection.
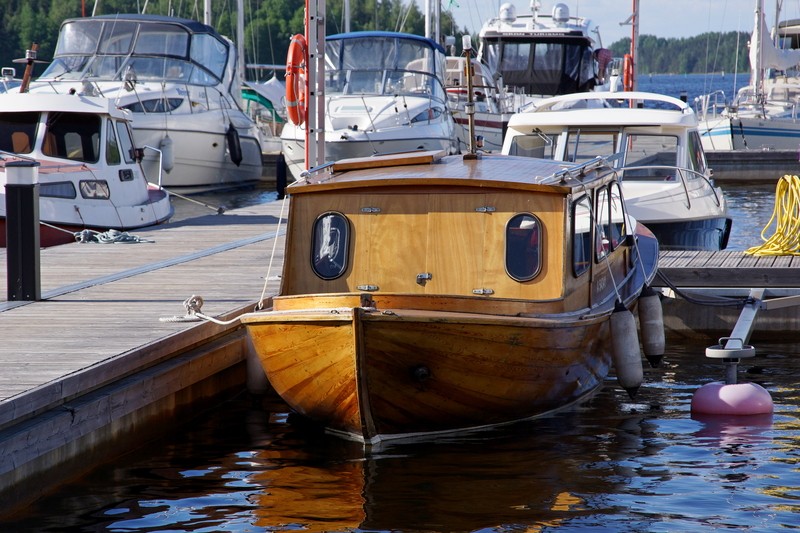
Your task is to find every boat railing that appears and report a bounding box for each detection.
[619,165,723,209]
[694,90,728,120]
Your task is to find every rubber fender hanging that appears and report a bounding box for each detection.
[226,122,243,167]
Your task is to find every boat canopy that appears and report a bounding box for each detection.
[38,15,234,89]
[323,31,448,103]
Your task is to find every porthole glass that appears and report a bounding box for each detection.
[505,213,541,281]
[311,212,349,279]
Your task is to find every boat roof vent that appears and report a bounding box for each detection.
[552,3,570,24]
[499,2,516,24]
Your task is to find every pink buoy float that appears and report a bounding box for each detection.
[691,336,774,416]
[691,381,773,415]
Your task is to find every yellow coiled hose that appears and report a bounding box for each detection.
[745,175,800,256]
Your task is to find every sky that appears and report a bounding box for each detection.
[445,0,787,48]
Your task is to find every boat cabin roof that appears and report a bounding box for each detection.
[291,151,616,195]
[0,93,129,120]
[507,91,697,131]
[61,14,222,39]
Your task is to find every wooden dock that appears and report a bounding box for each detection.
[656,250,800,340]
[656,250,800,288]
[706,149,799,182]
[0,197,286,514]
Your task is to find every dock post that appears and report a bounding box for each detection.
[5,160,41,301]
[276,152,287,199]
[245,335,270,395]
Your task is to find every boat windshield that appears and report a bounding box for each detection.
[324,35,447,103]
[39,19,228,86]
[481,38,596,96]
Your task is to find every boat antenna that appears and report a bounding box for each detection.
[462,35,479,160]
[13,43,46,93]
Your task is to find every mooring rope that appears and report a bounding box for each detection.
[74,228,153,244]
[744,175,800,256]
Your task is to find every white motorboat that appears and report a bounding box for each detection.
[280,31,459,181]
[0,92,173,247]
[476,2,618,114]
[502,91,732,251]
[29,14,263,194]
[695,0,800,151]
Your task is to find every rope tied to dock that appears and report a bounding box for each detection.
[744,175,800,256]
[74,229,153,244]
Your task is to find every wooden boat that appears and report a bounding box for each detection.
[241,148,661,444]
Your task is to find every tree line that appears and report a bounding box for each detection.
[0,0,754,81]
[609,32,751,75]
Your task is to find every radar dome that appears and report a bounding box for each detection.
[499,3,516,23]
[552,3,570,23]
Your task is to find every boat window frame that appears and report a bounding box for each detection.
[504,212,542,282]
[106,119,121,165]
[39,181,77,199]
[595,182,625,261]
[311,211,350,280]
[0,111,39,155]
[572,193,592,277]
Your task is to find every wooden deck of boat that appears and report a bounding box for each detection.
[0,197,286,511]
[656,250,800,288]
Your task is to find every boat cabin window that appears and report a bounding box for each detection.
[565,130,617,163]
[115,121,136,164]
[122,97,183,114]
[622,134,678,180]
[42,112,101,163]
[572,195,592,277]
[595,183,625,260]
[505,131,558,159]
[40,182,77,199]
[505,213,541,281]
[0,111,38,154]
[483,38,595,95]
[687,131,707,175]
[311,212,350,280]
[106,119,121,165]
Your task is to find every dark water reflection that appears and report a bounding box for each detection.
[5,340,800,531]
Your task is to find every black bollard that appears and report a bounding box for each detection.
[276,152,287,199]
[5,159,41,301]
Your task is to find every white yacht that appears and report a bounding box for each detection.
[30,14,263,193]
[476,2,618,113]
[503,91,732,251]
[280,31,459,181]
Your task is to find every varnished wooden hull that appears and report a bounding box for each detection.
[243,306,612,444]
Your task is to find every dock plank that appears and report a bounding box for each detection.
[657,249,800,287]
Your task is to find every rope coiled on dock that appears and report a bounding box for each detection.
[74,229,153,244]
[744,175,800,256]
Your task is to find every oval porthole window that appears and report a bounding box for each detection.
[505,213,541,281]
[311,212,349,279]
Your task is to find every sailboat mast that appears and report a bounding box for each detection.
[237,0,246,82]
[630,0,639,91]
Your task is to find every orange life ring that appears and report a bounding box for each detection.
[622,53,634,92]
[285,33,307,126]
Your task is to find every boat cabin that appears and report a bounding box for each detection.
[276,151,635,316]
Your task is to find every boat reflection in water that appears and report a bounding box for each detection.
[248,402,654,532]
